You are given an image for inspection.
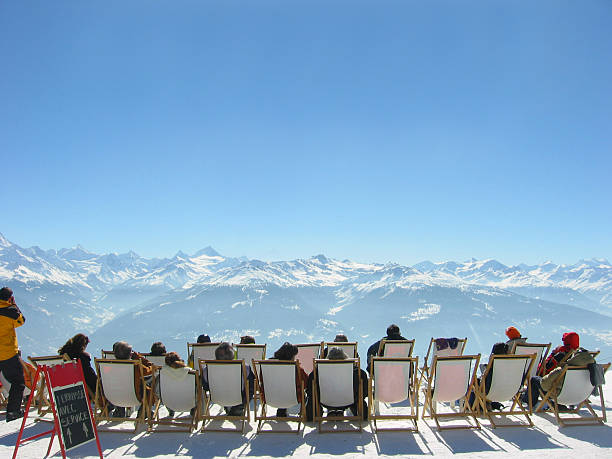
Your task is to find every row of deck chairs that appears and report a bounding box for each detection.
[4,340,608,434]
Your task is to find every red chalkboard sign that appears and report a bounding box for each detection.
[12,360,103,458]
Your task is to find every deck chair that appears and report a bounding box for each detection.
[422,354,481,430]
[378,339,415,358]
[511,342,551,379]
[296,343,322,375]
[252,360,305,433]
[369,357,419,432]
[199,360,250,433]
[312,358,363,433]
[474,354,536,428]
[27,355,70,416]
[140,353,167,368]
[321,342,358,359]
[148,367,201,432]
[101,350,116,359]
[94,358,152,432]
[536,363,610,427]
[419,337,468,388]
[235,344,266,364]
[187,342,220,368]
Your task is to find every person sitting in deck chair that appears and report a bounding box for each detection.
[322,333,349,358]
[366,324,407,372]
[524,332,593,410]
[240,335,256,344]
[111,341,154,417]
[469,342,509,410]
[154,351,194,417]
[58,333,97,394]
[201,342,255,416]
[505,326,527,349]
[305,347,368,421]
[269,342,309,417]
[150,341,166,356]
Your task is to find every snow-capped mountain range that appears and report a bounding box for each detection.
[1,232,611,363]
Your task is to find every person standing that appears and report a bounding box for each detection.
[0,287,26,422]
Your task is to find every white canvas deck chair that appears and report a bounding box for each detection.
[369,357,419,432]
[94,358,152,432]
[296,343,322,375]
[101,349,116,359]
[422,354,481,430]
[187,342,220,368]
[378,339,415,358]
[322,342,358,359]
[511,342,551,379]
[140,353,167,368]
[312,358,363,433]
[199,359,250,433]
[419,337,467,388]
[27,355,69,416]
[536,363,610,427]
[236,343,266,363]
[474,354,536,428]
[252,360,305,433]
[148,367,201,432]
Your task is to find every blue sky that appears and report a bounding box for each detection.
[1,1,611,266]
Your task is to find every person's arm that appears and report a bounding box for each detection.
[0,298,25,327]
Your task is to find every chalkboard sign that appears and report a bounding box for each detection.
[51,382,96,451]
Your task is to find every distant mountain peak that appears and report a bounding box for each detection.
[193,246,221,257]
[173,250,189,259]
[312,254,329,263]
[0,232,12,248]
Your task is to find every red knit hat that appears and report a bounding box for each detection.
[562,332,579,350]
[505,326,521,340]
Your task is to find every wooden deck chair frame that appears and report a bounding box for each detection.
[474,354,536,428]
[377,339,416,358]
[101,349,116,359]
[27,355,70,416]
[199,359,250,433]
[148,368,201,433]
[368,356,419,432]
[312,358,363,433]
[422,354,481,430]
[510,342,551,379]
[419,337,468,389]
[187,342,221,368]
[252,359,305,434]
[321,342,358,359]
[93,358,152,433]
[536,363,610,427]
[296,343,322,376]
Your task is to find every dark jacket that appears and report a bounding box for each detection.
[366,333,406,372]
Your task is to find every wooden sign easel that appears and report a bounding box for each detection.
[12,359,103,458]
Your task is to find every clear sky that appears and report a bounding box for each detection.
[1,1,610,266]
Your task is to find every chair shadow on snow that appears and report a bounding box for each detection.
[559,424,612,448]
[486,426,569,451]
[243,431,301,457]
[373,430,433,456]
[433,429,499,454]
[302,426,371,455]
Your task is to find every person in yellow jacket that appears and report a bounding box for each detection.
[0,287,26,422]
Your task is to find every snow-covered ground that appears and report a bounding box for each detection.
[2,381,611,458]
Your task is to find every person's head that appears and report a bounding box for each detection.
[150,342,166,356]
[491,342,509,355]
[562,332,580,350]
[240,335,256,344]
[197,334,211,344]
[0,287,14,302]
[334,334,348,343]
[215,342,234,360]
[165,351,186,369]
[114,341,133,360]
[273,342,298,360]
[505,326,521,340]
[386,324,401,338]
[327,347,348,360]
[59,333,90,355]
